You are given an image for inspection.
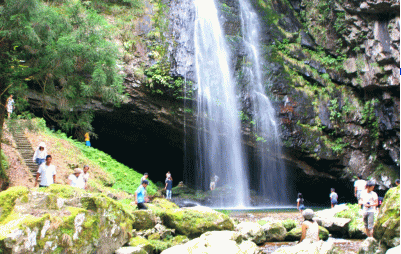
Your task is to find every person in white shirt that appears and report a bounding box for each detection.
[67,168,85,189]
[82,165,90,189]
[354,174,366,208]
[32,142,47,166]
[141,173,149,184]
[35,155,56,187]
[359,181,378,237]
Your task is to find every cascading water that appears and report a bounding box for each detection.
[238,0,289,205]
[193,0,249,207]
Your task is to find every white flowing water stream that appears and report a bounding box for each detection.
[239,0,288,204]
[193,0,249,207]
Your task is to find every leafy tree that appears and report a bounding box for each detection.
[0,0,125,164]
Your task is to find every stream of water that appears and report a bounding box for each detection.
[238,0,289,205]
[193,0,249,207]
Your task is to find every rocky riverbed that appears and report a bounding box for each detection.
[228,209,363,253]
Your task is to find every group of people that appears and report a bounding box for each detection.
[297,174,400,240]
[135,171,174,210]
[32,142,90,189]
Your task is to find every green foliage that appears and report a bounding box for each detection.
[331,138,348,154]
[0,0,125,134]
[0,151,9,183]
[35,119,157,195]
[362,99,380,142]
[328,98,342,122]
[144,63,192,99]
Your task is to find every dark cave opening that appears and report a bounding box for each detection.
[34,107,373,206]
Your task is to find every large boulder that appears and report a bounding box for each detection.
[132,210,157,230]
[161,206,234,238]
[262,222,287,242]
[314,217,351,237]
[0,185,134,254]
[273,239,338,254]
[236,222,266,244]
[160,230,259,254]
[374,186,400,249]
[285,225,329,241]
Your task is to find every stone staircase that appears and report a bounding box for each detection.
[13,129,39,179]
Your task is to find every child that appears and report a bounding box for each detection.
[32,142,47,166]
[297,193,305,212]
[330,188,338,208]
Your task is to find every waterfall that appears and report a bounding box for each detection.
[193,0,249,207]
[238,0,289,205]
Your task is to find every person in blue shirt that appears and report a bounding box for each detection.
[135,180,149,210]
[330,188,338,208]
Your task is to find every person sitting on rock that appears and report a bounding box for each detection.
[135,180,149,210]
[82,165,90,189]
[330,188,338,208]
[35,155,56,188]
[32,142,47,166]
[67,168,85,189]
[359,181,378,237]
[299,209,319,243]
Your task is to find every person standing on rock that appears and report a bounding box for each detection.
[135,180,149,210]
[297,193,305,212]
[330,188,338,208]
[165,171,171,183]
[354,174,366,208]
[359,181,378,237]
[300,209,319,243]
[6,94,14,118]
[32,142,47,166]
[67,168,85,189]
[165,176,173,200]
[35,155,56,187]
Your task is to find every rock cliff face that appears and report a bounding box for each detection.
[27,0,399,186]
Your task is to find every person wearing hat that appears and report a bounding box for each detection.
[359,181,378,237]
[135,180,149,210]
[67,168,85,189]
[32,142,47,166]
[300,209,319,243]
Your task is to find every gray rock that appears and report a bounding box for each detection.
[236,222,266,244]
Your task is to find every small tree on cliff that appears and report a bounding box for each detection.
[0,0,125,160]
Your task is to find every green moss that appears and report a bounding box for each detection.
[39,184,81,199]
[257,220,268,226]
[0,186,29,223]
[161,209,234,238]
[281,219,298,231]
[286,225,329,241]
[129,236,154,253]
[132,210,156,230]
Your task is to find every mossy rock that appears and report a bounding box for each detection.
[0,186,29,223]
[132,210,157,230]
[281,219,298,232]
[129,236,154,253]
[262,222,287,242]
[285,225,329,241]
[0,186,134,253]
[161,207,234,238]
[152,198,179,210]
[374,186,400,248]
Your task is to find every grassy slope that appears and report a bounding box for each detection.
[24,118,157,196]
